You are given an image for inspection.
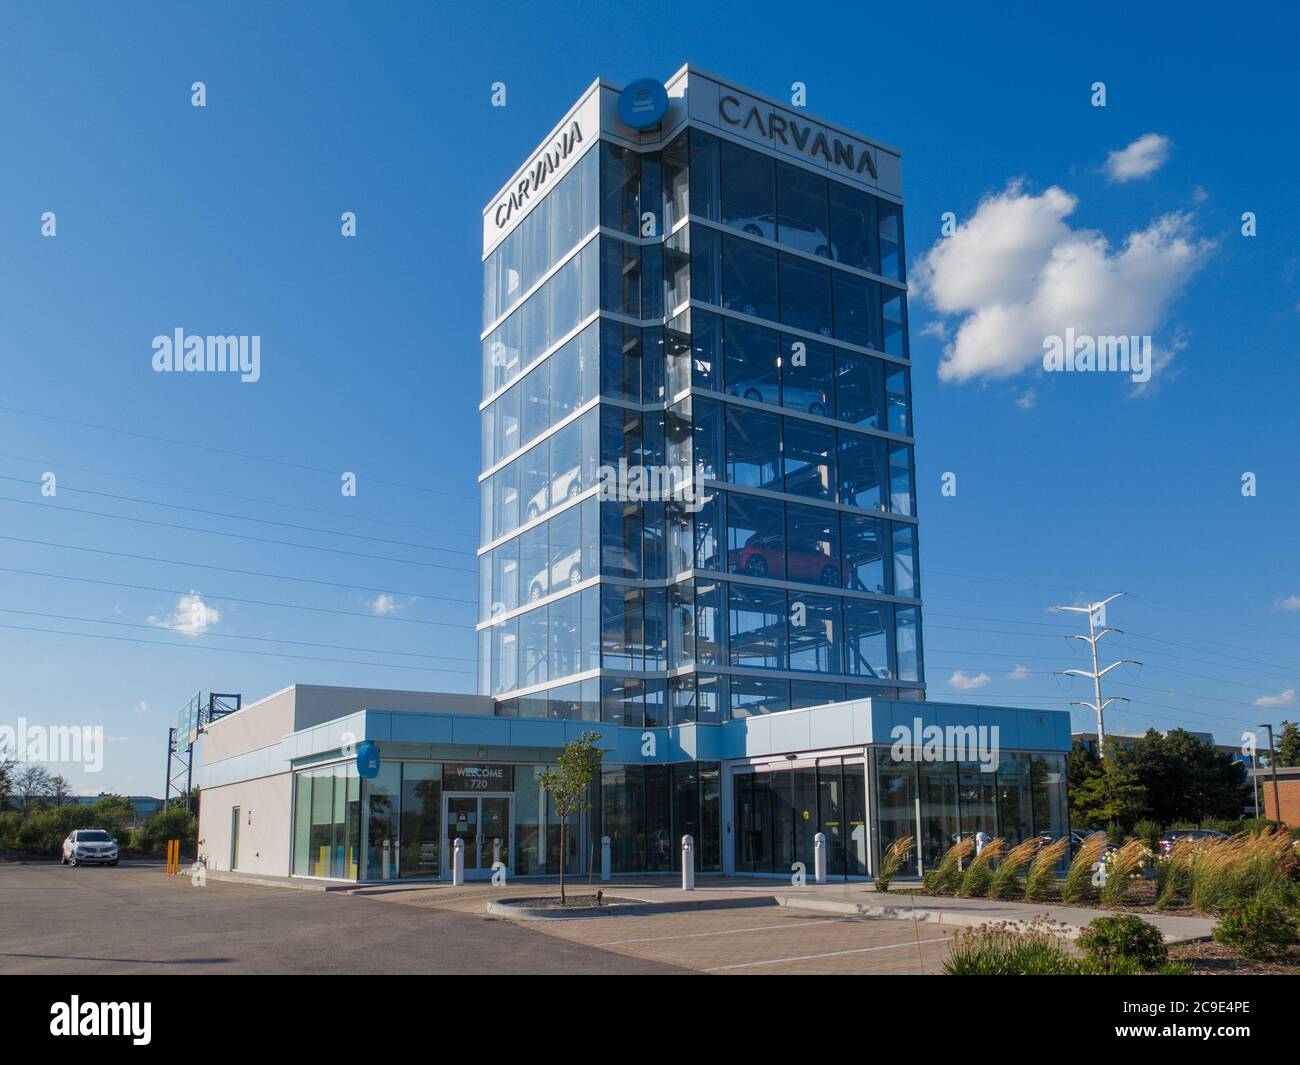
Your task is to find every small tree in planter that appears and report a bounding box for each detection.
[537,731,603,906]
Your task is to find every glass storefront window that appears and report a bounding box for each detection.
[872,749,918,876]
[362,764,401,881]
[399,764,442,879]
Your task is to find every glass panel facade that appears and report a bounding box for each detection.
[870,749,1070,877]
[734,760,866,879]
[481,112,920,720]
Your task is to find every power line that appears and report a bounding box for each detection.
[0,565,474,623]
[0,533,475,602]
[0,449,477,538]
[0,494,476,572]
[0,606,474,663]
[0,619,475,675]
[0,472,476,554]
[0,402,477,501]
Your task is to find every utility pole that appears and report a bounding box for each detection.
[1260,723,1283,828]
[1053,592,1141,760]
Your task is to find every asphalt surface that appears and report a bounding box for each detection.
[0,862,691,975]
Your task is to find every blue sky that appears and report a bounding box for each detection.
[1,1,1297,795]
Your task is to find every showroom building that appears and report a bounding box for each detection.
[195,67,1071,883]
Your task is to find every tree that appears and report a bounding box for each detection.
[1070,754,1147,832]
[1276,721,1300,768]
[1129,729,1250,826]
[15,765,51,807]
[537,732,603,905]
[0,750,16,811]
[47,775,72,807]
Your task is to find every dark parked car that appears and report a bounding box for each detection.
[1158,828,1229,855]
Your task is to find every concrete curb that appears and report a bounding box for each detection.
[774,895,1215,944]
[202,869,352,892]
[488,895,779,920]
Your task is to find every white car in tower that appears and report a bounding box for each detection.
[61,828,119,866]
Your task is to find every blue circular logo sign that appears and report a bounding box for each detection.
[618,79,668,130]
[356,741,381,779]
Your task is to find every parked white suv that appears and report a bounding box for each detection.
[61,828,119,866]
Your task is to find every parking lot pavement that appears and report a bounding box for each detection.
[520,907,958,975]
[0,863,690,975]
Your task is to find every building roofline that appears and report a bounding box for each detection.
[482,65,903,216]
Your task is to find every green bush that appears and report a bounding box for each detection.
[1061,832,1107,903]
[923,838,973,896]
[1133,819,1161,851]
[1077,914,1169,970]
[131,805,196,854]
[1074,955,1145,975]
[1158,961,1193,975]
[943,919,1078,975]
[0,796,136,855]
[1213,896,1297,960]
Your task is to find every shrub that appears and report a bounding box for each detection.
[131,805,196,854]
[1156,835,1196,908]
[1061,832,1108,904]
[1133,819,1161,851]
[1188,831,1293,912]
[988,837,1041,900]
[958,837,1006,898]
[943,917,1077,976]
[875,835,914,893]
[1077,914,1169,970]
[923,838,973,896]
[1158,961,1193,975]
[1075,955,1145,975]
[1213,896,1297,960]
[1101,838,1151,905]
[1024,836,1068,901]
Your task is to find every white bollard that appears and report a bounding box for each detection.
[601,835,611,882]
[451,837,465,886]
[681,834,695,891]
[814,832,827,885]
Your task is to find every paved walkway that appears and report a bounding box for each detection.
[339,874,1216,944]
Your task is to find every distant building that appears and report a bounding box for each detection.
[69,794,165,828]
[1072,730,1253,766]
[1251,766,1300,828]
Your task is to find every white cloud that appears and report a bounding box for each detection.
[135,701,149,715]
[1008,664,1031,681]
[1274,595,1300,612]
[949,670,992,691]
[1254,688,1296,708]
[912,181,1212,386]
[1105,133,1171,183]
[149,592,219,636]
[370,594,406,616]
[1014,388,1037,410]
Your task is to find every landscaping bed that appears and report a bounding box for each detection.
[1167,939,1300,976]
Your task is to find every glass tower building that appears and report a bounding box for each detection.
[479,68,922,725]
[196,70,1071,886]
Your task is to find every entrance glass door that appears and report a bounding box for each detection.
[444,793,512,878]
